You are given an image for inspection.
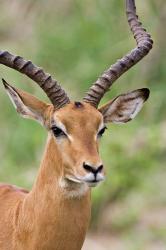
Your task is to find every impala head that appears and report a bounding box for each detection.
[2,80,149,188]
[0,0,153,189]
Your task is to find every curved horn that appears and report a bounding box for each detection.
[83,0,153,107]
[0,50,70,109]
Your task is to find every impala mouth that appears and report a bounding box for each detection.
[65,174,105,187]
[84,177,105,187]
[84,180,101,187]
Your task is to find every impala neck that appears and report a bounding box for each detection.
[21,134,91,250]
[30,133,90,200]
[32,133,63,194]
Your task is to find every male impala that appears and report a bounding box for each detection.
[0,0,153,249]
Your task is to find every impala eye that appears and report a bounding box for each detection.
[52,126,66,138]
[98,126,107,138]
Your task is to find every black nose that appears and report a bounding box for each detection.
[83,163,103,175]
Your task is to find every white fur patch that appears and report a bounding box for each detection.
[52,116,73,141]
[59,178,89,199]
[129,99,144,119]
[5,85,43,125]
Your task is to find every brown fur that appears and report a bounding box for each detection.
[0,135,91,250]
[0,83,148,249]
[0,99,102,250]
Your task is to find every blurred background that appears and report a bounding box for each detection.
[0,0,165,249]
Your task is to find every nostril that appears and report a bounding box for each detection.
[83,163,93,173]
[83,163,103,174]
[97,165,103,172]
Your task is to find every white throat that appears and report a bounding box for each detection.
[59,177,89,199]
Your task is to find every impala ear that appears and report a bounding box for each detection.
[98,88,150,124]
[3,79,49,125]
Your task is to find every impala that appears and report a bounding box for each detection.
[0,0,153,249]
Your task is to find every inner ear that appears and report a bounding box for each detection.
[99,88,150,124]
[3,79,49,125]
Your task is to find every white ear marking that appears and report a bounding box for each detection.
[3,79,45,125]
[5,84,21,110]
[99,89,150,124]
[129,99,144,119]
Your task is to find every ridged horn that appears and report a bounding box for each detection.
[0,50,70,109]
[83,0,153,107]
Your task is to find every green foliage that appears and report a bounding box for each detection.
[0,1,166,243]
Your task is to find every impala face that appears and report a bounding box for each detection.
[0,0,153,194]
[3,80,150,190]
[51,102,105,187]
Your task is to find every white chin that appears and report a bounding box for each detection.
[65,175,104,188]
[87,181,100,187]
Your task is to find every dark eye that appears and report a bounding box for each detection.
[52,126,66,138]
[98,126,107,138]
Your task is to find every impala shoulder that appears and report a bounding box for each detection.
[0,184,29,196]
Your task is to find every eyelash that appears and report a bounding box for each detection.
[97,126,107,138]
[51,126,107,139]
[52,126,66,138]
